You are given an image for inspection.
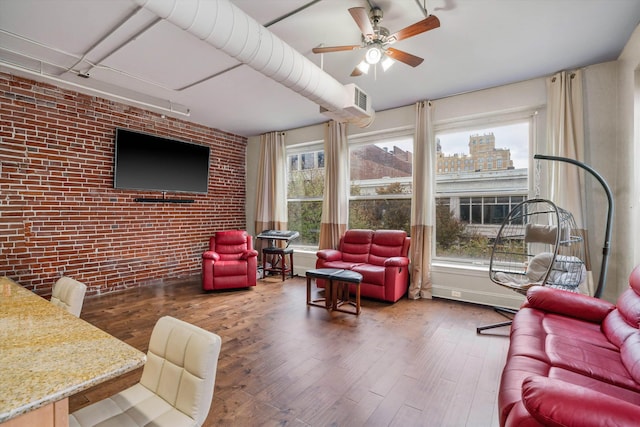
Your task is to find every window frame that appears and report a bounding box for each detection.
[433,109,538,266]
[347,126,414,232]
[286,139,325,250]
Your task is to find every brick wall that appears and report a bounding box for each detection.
[0,73,247,297]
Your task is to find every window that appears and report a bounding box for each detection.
[301,152,315,169]
[287,144,324,247]
[349,129,413,233]
[435,118,531,263]
[285,115,532,257]
[289,154,299,171]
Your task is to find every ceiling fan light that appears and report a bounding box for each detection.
[357,61,370,74]
[381,56,395,71]
[365,46,382,64]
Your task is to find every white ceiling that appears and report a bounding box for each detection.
[1,0,639,137]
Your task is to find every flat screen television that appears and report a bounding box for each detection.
[114,128,210,194]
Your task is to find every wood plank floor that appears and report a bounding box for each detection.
[70,275,511,426]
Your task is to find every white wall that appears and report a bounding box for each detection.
[246,27,640,305]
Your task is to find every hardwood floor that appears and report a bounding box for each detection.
[70,275,511,426]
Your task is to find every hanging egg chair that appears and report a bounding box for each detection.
[477,198,588,333]
[489,198,587,294]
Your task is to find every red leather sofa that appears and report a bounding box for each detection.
[315,229,410,302]
[202,230,258,291]
[498,264,640,426]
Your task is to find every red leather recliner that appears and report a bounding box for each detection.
[498,264,640,426]
[315,229,410,302]
[202,230,258,291]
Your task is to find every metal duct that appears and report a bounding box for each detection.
[133,0,375,127]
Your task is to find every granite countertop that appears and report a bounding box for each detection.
[0,277,146,423]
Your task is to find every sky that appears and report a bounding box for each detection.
[372,121,530,169]
[436,122,530,169]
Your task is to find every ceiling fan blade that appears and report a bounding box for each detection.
[351,66,364,77]
[312,45,361,54]
[348,7,374,38]
[386,48,424,67]
[387,15,440,44]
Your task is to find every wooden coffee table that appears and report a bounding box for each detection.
[306,268,363,315]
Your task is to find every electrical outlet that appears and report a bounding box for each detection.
[451,290,462,298]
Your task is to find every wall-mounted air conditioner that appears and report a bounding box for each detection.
[320,83,375,128]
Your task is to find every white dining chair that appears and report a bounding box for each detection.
[70,316,222,427]
[50,276,87,317]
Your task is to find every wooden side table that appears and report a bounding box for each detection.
[305,268,363,315]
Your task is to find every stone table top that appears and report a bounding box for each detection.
[0,276,146,423]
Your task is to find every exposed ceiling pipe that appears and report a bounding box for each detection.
[179,0,323,91]
[132,0,375,127]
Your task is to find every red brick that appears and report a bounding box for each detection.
[0,72,247,295]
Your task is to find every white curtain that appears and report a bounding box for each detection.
[319,121,349,250]
[546,70,593,294]
[409,101,436,299]
[255,131,287,246]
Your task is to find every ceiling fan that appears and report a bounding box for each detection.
[312,6,440,77]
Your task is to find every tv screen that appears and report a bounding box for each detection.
[114,128,210,194]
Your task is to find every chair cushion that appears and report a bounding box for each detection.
[213,260,248,277]
[211,230,249,261]
[70,383,194,427]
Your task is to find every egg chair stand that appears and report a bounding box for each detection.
[534,154,614,299]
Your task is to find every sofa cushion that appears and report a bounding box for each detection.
[511,307,635,391]
[622,333,640,385]
[351,264,385,287]
[320,260,363,270]
[546,334,638,390]
[340,229,374,263]
[368,230,408,266]
[604,266,640,382]
[521,376,640,427]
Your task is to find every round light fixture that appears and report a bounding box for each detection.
[365,46,382,65]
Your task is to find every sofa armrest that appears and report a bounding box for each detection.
[241,249,259,260]
[524,285,615,323]
[202,251,220,261]
[316,249,342,262]
[522,376,640,427]
[384,256,409,267]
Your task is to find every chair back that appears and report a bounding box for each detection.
[209,230,251,261]
[51,276,87,317]
[140,316,222,426]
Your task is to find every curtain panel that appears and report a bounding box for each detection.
[255,131,288,251]
[546,70,593,294]
[318,121,349,250]
[409,101,436,299]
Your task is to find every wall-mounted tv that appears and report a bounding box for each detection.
[114,128,210,194]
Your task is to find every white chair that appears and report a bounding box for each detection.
[50,276,87,317]
[70,316,222,427]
